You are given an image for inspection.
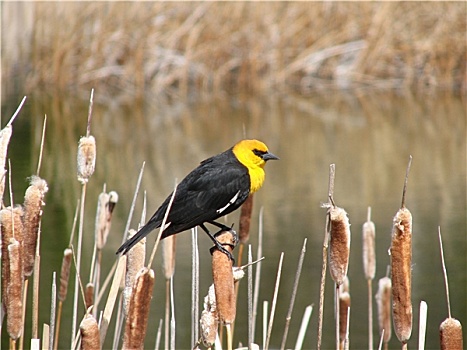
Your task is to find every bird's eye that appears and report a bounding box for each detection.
[253,149,266,158]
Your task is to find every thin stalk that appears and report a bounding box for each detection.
[248,245,253,350]
[49,272,56,350]
[6,96,27,127]
[191,227,199,348]
[265,252,284,350]
[335,284,340,350]
[165,280,170,350]
[438,227,451,318]
[155,319,163,350]
[280,238,307,350]
[368,279,373,350]
[294,305,313,350]
[318,164,335,350]
[170,276,175,350]
[418,301,427,350]
[71,183,87,348]
[252,207,264,340]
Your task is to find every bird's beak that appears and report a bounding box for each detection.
[262,152,279,161]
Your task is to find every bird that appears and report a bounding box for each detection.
[116,139,278,259]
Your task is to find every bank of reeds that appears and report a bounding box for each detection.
[2,2,466,101]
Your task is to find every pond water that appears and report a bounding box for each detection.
[1,91,466,349]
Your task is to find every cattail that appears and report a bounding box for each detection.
[85,283,94,310]
[1,206,24,311]
[329,206,351,286]
[6,239,23,340]
[363,206,375,350]
[199,284,218,347]
[339,278,351,347]
[77,135,96,184]
[376,276,392,346]
[123,267,155,350]
[162,235,176,280]
[95,190,118,250]
[58,248,73,302]
[124,229,146,317]
[363,207,376,280]
[390,207,413,344]
[80,313,101,350]
[22,175,48,277]
[238,194,254,244]
[211,230,237,325]
[440,317,463,349]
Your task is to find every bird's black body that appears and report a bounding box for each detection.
[117,147,250,255]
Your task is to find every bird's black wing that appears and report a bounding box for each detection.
[160,156,250,236]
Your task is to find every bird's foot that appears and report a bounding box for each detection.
[209,227,238,264]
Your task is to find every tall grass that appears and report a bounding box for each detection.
[2,2,466,101]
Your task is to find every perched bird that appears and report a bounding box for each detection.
[116,139,278,258]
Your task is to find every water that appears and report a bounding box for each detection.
[1,91,465,349]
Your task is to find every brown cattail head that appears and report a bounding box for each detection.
[22,175,48,277]
[376,276,392,344]
[362,207,376,280]
[80,313,101,350]
[339,291,351,344]
[440,317,463,350]
[238,194,254,244]
[329,206,351,286]
[162,235,176,280]
[6,239,24,340]
[211,230,237,325]
[0,125,12,203]
[58,248,73,302]
[85,282,94,310]
[95,190,118,250]
[123,267,155,350]
[124,229,146,317]
[77,135,96,184]
[390,207,413,343]
[1,206,24,311]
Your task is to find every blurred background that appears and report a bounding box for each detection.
[1,2,466,349]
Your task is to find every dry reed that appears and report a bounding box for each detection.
[122,267,155,350]
[7,3,465,99]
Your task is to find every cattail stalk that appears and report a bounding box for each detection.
[376,275,392,349]
[191,228,199,348]
[53,248,72,350]
[418,300,427,350]
[122,268,155,350]
[390,156,413,347]
[252,207,264,341]
[328,203,351,350]
[162,235,176,350]
[295,305,313,350]
[280,238,307,350]
[390,206,413,345]
[363,206,376,350]
[80,313,101,350]
[318,164,335,350]
[265,252,284,350]
[49,272,56,350]
[438,227,463,349]
[72,89,96,348]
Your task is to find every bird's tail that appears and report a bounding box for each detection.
[116,220,160,255]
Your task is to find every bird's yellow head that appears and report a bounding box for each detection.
[232,139,279,193]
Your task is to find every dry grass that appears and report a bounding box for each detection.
[2,2,465,101]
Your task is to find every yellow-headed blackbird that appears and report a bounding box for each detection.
[116,139,278,257]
